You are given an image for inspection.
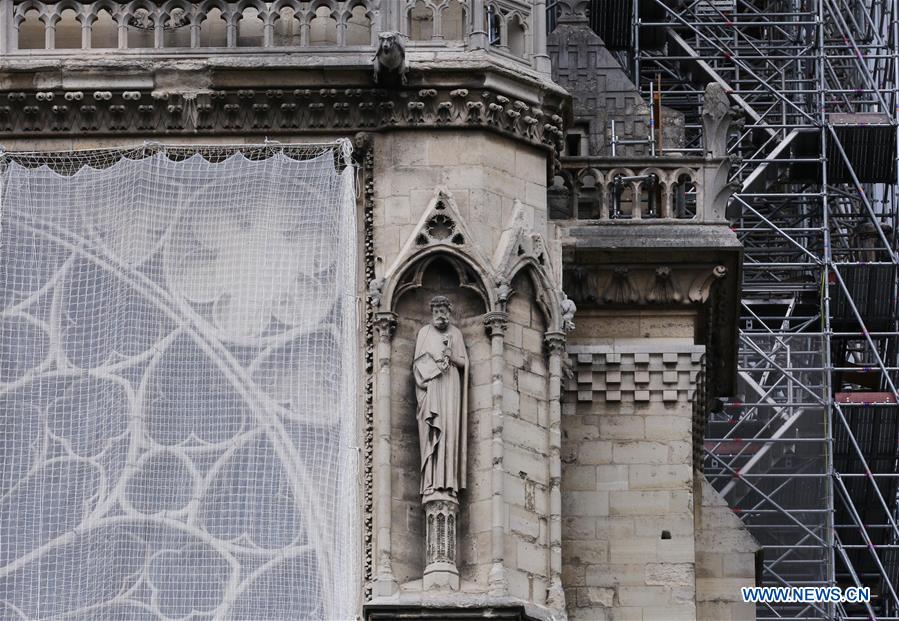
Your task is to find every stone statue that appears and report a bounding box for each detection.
[413,295,468,590]
[372,32,407,86]
[413,296,468,498]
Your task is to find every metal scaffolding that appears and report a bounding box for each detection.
[625,0,899,618]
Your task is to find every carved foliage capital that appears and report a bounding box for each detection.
[483,311,510,336]
[373,311,397,342]
[544,331,567,356]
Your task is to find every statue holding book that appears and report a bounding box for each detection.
[413,295,468,589]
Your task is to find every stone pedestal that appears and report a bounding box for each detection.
[422,492,459,590]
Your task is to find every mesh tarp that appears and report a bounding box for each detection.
[0,143,359,620]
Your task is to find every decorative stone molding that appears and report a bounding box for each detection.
[355,133,377,601]
[423,495,460,590]
[0,87,565,152]
[379,187,571,336]
[567,344,706,404]
[563,263,728,307]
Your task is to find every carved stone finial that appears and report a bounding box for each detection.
[556,0,590,22]
[702,83,745,158]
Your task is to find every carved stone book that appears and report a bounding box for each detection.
[414,352,442,382]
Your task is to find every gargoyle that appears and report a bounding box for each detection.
[372,32,407,86]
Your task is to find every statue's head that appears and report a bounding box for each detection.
[429,296,452,331]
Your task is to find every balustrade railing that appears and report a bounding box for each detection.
[0,0,545,69]
[551,156,731,223]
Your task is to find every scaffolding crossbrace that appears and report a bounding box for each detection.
[628,0,899,618]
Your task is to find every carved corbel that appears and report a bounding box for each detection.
[647,266,682,304]
[688,265,728,304]
[603,266,640,304]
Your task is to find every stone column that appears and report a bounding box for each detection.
[483,310,509,595]
[373,311,398,597]
[531,0,551,74]
[544,330,566,610]
[0,0,12,54]
[468,0,487,49]
[423,492,460,589]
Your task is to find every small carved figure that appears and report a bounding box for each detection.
[367,277,385,309]
[561,293,577,331]
[372,32,407,86]
[413,296,468,498]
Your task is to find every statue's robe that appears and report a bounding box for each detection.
[413,323,468,497]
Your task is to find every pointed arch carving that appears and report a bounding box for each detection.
[376,187,497,315]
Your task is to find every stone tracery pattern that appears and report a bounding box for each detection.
[0,144,359,620]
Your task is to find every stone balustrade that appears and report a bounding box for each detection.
[551,155,734,224]
[0,0,546,69]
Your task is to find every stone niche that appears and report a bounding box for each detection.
[367,188,573,620]
[389,256,490,587]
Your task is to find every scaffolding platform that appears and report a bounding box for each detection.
[829,264,898,331]
[827,114,897,184]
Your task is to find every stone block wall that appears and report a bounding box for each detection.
[561,341,705,621]
[695,478,759,621]
[500,272,551,603]
[372,130,548,276]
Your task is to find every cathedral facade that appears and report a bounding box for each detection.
[0,1,758,619]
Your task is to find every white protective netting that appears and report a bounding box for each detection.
[0,143,359,620]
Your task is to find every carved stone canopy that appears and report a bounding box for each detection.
[374,188,573,336]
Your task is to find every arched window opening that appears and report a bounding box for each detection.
[18,9,45,50]
[309,6,337,46]
[609,175,634,219]
[640,174,662,218]
[237,7,264,47]
[673,174,697,219]
[442,0,465,41]
[408,1,434,41]
[164,7,191,48]
[486,5,501,46]
[56,8,81,49]
[199,7,227,47]
[508,13,526,57]
[92,9,118,48]
[273,7,300,46]
[345,5,371,46]
[127,7,155,48]
[548,175,572,220]
[577,174,601,219]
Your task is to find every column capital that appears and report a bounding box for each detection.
[544,330,567,355]
[373,311,397,342]
[483,311,509,336]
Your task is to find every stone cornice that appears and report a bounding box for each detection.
[563,263,728,308]
[0,84,565,149]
